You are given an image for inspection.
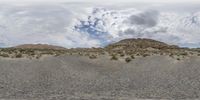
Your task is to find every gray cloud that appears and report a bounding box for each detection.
[120,26,168,38]
[128,10,159,27]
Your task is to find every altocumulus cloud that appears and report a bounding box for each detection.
[0,3,200,48]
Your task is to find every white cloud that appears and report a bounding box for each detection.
[0,0,200,3]
[74,6,200,47]
[0,3,200,48]
[0,3,101,48]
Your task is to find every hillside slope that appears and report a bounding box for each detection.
[106,38,179,50]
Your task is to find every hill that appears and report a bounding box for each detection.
[14,44,66,50]
[0,38,198,59]
[106,38,179,51]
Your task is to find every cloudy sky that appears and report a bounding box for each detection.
[0,0,200,48]
[0,0,199,3]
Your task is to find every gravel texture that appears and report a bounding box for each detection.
[0,55,200,100]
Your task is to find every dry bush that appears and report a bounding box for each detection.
[131,55,135,59]
[110,54,118,60]
[78,52,83,56]
[169,53,174,58]
[54,52,62,57]
[0,54,9,57]
[125,57,132,63]
[16,54,22,58]
[89,55,97,59]
[100,52,106,55]
[180,52,188,56]
[136,53,140,56]
[120,53,125,57]
[36,54,41,59]
[142,54,150,57]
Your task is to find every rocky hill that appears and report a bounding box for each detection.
[106,38,179,51]
[15,44,66,50]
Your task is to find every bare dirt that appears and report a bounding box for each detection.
[0,55,200,100]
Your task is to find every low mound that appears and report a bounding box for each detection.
[15,44,66,50]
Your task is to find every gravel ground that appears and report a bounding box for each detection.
[0,55,200,100]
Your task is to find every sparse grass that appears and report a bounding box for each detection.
[125,57,132,63]
[41,51,54,55]
[0,45,199,60]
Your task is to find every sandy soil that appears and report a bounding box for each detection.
[0,55,200,100]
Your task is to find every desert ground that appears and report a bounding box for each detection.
[0,54,200,100]
[0,38,200,100]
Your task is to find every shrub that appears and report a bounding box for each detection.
[111,54,118,60]
[101,52,106,55]
[120,53,125,57]
[131,55,135,59]
[125,57,132,63]
[0,54,9,57]
[177,58,180,61]
[89,55,97,59]
[16,54,22,58]
[85,53,90,56]
[78,52,83,56]
[54,53,61,57]
[142,54,150,57]
[36,56,40,59]
[190,52,194,55]
[169,53,174,58]
[180,52,188,56]
[136,53,140,56]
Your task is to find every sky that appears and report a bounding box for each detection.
[0,1,200,48]
[0,0,199,3]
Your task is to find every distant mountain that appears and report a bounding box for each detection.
[14,38,179,51]
[106,38,179,51]
[14,44,66,50]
